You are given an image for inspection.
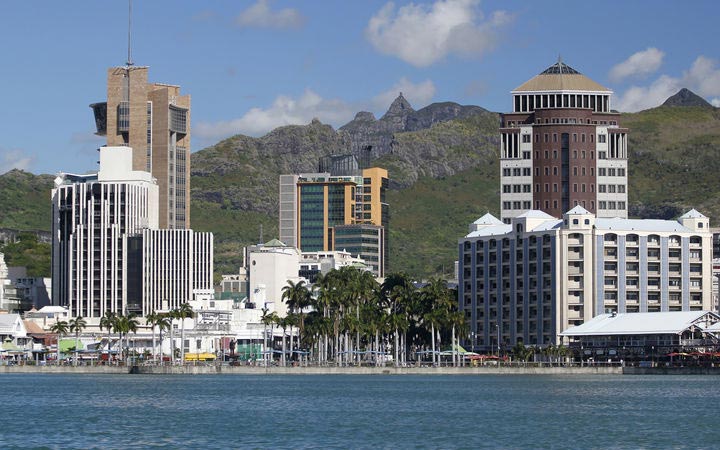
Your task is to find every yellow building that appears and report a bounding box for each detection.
[280,165,388,276]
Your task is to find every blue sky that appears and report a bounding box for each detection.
[1,0,719,175]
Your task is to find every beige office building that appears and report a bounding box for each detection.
[91,66,190,229]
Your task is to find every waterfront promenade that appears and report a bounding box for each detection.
[0,364,621,375]
[6,363,720,375]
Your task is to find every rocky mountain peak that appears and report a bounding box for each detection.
[353,111,377,122]
[383,93,415,119]
[662,88,713,108]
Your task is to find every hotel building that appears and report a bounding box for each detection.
[51,147,212,318]
[500,60,628,222]
[91,66,190,229]
[457,207,713,351]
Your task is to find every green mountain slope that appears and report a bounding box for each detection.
[2,99,719,281]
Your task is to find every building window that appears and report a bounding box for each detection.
[503,168,511,176]
[553,183,558,192]
[598,134,607,143]
[523,168,531,176]
[503,185,511,193]
[522,134,531,143]
[599,168,606,176]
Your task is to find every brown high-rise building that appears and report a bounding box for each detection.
[499,60,629,223]
[91,66,190,229]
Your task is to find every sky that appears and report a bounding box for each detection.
[1,0,719,176]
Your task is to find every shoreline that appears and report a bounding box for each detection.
[3,365,720,375]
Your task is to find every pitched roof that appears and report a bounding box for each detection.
[594,218,692,233]
[472,213,503,226]
[513,61,611,93]
[264,239,287,247]
[565,205,591,215]
[560,311,719,336]
[466,224,512,238]
[517,210,555,219]
[679,209,706,219]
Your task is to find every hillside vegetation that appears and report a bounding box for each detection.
[2,98,719,280]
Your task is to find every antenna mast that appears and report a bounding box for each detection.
[127,0,133,67]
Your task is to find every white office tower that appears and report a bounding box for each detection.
[52,146,213,318]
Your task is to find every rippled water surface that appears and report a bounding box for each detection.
[1,374,718,449]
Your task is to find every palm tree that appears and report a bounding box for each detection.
[99,311,117,357]
[156,314,172,364]
[283,280,312,352]
[145,311,162,363]
[114,314,140,363]
[50,320,69,365]
[68,316,87,366]
[260,307,277,365]
[176,303,195,365]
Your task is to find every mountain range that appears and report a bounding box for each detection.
[2,89,719,279]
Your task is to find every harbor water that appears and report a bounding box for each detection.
[1,374,717,449]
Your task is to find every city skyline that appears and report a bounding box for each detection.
[1,0,719,175]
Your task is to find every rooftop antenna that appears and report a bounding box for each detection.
[127,0,134,67]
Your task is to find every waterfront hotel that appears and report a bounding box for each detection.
[458,207,713,351]
[51,147,213,319]
[499,59,628,222]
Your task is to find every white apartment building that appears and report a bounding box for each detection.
[52,146,213,318]
[458,207,713,351]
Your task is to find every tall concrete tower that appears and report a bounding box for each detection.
[499,59,629,222]
[91,67,191,229]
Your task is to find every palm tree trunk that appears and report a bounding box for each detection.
[151,327,156,363]
[394,329,399,367]
[431,323,436,367]
[74,331,79,367]
[169,323,175,365]
[375,330,379,367]
[180,318,185,365]
[289,326,294,365]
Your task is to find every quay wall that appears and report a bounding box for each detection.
[0,365,127,374]
[130,365,622,375]
[623,366,720,375]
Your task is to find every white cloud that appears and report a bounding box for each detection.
[235,0,305,29]
[614,55,720,112]
[365,0,512,67]
[0,148,33,174]
[609,47,664,82]
[195,89,355,140]
[372,77,436,110]
[195,78,437,142]
[712,98,720,107]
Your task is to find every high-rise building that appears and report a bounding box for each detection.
[91,66,190,229]
[499,59,629,222]
[51,147,212,318]
[279,164,389,276]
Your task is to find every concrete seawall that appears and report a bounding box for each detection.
[131,365,622,375]
[623,366,720,375]
[0,365,128,374]
[15,365,720,376]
